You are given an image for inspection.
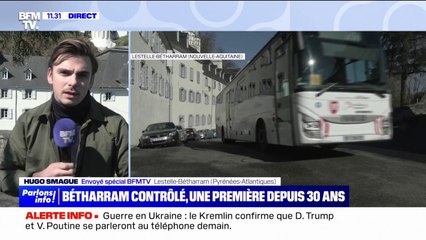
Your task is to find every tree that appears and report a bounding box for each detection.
[381,32,426,107]
[200,32,239,70]
[216,47,238,70]
[0,31,89,65]
[113,35,128,47]
[199,32,216,53]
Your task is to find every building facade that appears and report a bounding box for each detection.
[130,31,230,145]
[130,32,172,145]
[0,48,129,131]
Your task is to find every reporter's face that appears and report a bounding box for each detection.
[48,56,94,106]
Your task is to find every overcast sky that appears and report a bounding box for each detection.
[214,31,276,68]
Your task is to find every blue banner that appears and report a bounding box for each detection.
[20,186,349,207]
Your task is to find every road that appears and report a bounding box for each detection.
[131,139,426,207]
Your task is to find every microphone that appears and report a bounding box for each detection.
[53,118,79,163]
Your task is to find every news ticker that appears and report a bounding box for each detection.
[19,178,349,208]
[18,12,100,30]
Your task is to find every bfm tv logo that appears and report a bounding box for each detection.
[18,12,41,31]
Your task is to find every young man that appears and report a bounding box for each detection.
[0,38,128,195]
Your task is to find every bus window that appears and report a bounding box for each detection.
[277,72,289,97]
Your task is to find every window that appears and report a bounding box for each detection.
[25,69,32,80]
[188,115,194,127]
[207,114,212,125]
[139,63,148,90]
[169,82,173,100]
[201,114,206,125]
[180,64,186,78]
[23,89,36,100]
[150,32,156,50]
[1,89,11,99]
[179,88,187,102]
[195,115,200,126]
[131,64,135,85]
[189,90,195,103]
[196,92,201,104]
[212,95,216,105]
[165,80,170,98]
[196,71,200,84]
[1,68,8,80]
[103,92,115,101]
[204,76,209,87]
[261,49,272,66]
[150,69,157,94]
[0,108,12,119]
[218,83,222,91]
[260,78,273,94]
[159,76,164,96]
[204,94,210,105]
[190,67,194,81]
[212,80,216,89]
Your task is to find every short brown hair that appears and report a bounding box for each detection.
[48,38,98,75]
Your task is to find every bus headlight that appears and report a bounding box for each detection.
[302,114,322,139]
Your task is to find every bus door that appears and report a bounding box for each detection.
[274,43,293,146]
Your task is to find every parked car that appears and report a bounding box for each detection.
[198,129,214,139]
[176,125,186,142]
[138,122,181,148]
[211,129,217,138]
[184,128,199,142]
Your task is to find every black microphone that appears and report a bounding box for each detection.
[53,118,79,163]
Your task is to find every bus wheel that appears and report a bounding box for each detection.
[256,123,269,151]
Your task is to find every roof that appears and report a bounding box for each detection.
[0,47,128,91]
[0,55,50,90]
[92,47,128,90]
[161,32,232,85]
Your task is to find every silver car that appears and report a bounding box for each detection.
[139,122,181,148]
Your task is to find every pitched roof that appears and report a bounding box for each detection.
[92,47,129,91]
[0,47,129,91]
[0,55,50,89]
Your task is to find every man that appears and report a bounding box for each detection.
[0,38,128,195]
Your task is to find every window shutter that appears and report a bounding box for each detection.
[9,109,13,119]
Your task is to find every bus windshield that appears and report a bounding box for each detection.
[294,32,388,95]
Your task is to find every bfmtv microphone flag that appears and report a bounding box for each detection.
[53,118,78,163]
[53,118,78,147]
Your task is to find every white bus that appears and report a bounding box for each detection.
[216,32,392,149]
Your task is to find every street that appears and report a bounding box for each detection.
[131,138,426,207]
[2,132,425,207]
